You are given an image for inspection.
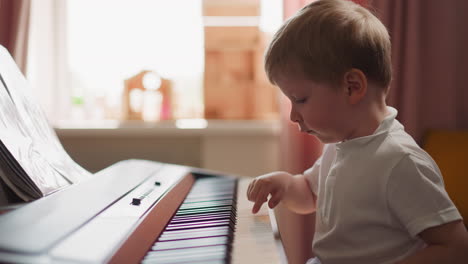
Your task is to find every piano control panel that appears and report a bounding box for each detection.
[50,165,189,263]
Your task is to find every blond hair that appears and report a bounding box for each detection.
[265,0,392,89]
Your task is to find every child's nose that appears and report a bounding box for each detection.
[290,106,302,123]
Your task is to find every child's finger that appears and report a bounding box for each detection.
[252,186,269,213]
[252,198,267,214]
[246,180,255,201]
[253,184,269,204]
[268,189,282,209]
[250,178,264,202]
[249,179,264,202]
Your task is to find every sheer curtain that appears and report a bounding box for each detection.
[0,0,31,74]
[26,0,69,123]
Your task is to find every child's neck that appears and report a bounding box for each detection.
[344,98,389,141]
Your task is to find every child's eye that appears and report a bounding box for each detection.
[294,98,307,104]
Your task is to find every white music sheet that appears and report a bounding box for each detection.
[0,46,91,200]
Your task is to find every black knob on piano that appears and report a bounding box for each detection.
[132,198,142,206]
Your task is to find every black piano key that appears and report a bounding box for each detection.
[159,222,233,241]
[175,206,234,216]
[178,200,234,210]
[181,209,235,218]
[166,219,232,230]
[160,225,229,236]
[170,215,236,226]
[169,213,233,224]
[159,227,230,241]
[152,236,229,251]
[184,197,234,204]
[172,211,232,220]
[143,254,227,264]
[174,212,236,224]
[176,206,233,213]
[143,260,226,264]
[173,210,233,217]
[158,234,230,243]
[194,200,234,207]
[164,220,233,232]
[144,245,227,259]
[144,254,227,264]
[159,232,230,242]
[167,218,230,226]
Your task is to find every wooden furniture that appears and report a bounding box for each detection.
[423,130,468,227]
[203,0,278,120]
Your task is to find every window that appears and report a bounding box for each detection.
[27,0,282,126]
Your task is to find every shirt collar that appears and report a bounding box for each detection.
[335,106,400,150]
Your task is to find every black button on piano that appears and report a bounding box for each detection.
[0,160,286,263]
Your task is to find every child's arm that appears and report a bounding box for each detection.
[397,220,468,264]
[246,171,316,214]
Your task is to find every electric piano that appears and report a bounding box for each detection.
[0,160,286,263]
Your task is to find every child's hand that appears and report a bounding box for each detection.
[246,171,292,214]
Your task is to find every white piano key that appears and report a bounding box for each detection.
[231,178,287,264]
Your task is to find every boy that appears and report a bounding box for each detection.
[246,0,468,263]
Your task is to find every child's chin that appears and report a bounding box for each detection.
[315,134,340,144]
[304,130,339,143]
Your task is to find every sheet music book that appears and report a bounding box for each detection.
[0,45,91,203]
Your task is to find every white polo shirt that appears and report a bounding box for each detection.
[304,107,462,264]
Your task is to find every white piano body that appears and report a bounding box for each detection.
[0,160,286,263]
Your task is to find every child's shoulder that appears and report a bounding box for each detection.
[385,128,441,177]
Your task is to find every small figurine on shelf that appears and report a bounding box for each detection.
[122,70,172,122]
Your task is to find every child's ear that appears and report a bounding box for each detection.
[343,69,367,104]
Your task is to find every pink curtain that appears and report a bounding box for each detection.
[370,0,468,144]
[0,0,31,74]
